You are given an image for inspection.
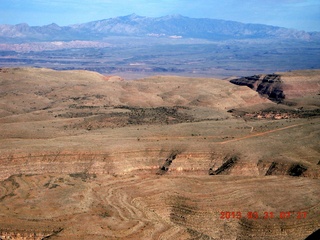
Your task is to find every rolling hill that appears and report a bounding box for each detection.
[0,67,319,239]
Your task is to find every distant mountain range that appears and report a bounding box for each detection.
[1,14,319,43]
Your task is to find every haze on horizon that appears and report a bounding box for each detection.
[1,0,320,32]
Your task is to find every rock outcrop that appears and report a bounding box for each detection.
[230,74,285,103]
[230,70,320,108]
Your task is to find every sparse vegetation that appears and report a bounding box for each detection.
[69,172,96,182]
[288,164,308,177]
[0,68,319,239]
[157,150,182,175]
[209,155,239,175]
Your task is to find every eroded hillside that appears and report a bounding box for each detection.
[230,70,320,107]
[0,68,319,239]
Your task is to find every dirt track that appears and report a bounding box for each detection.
[220,122,305,144]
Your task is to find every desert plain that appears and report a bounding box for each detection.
[0,67,319,239]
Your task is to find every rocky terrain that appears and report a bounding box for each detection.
[230,71,320,105]
[0,68,319,239]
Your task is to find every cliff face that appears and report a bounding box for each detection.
[1,150,319,182]
[230,74,285,103]
[230,70,320,108]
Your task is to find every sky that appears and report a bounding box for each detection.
[0,0,320,31]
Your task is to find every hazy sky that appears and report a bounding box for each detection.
[1,0,319,31]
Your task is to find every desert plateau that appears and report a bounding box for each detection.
[0,67,319,239]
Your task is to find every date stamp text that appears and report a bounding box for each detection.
[219,211,307,220]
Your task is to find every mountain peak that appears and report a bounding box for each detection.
[15,23,29,28]
[127,13,140,18]
[44,23,61,29]
[14,23,30,32]
[120,13,145,20]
